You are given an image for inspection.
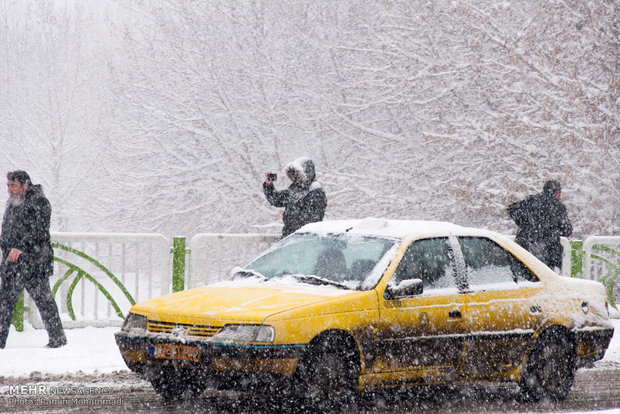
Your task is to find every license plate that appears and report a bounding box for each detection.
[151,343,201,362]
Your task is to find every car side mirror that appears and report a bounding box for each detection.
[385,278,424,300]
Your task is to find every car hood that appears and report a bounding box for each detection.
[130,279,354,326]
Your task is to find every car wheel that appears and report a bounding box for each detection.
[150,368,205,402]
[301,340,359,411]
[520,329,576,401]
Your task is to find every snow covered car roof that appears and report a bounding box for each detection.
[298,217,492,239]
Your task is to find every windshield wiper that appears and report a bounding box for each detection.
[231,268,267,281]
[290,274,350,290]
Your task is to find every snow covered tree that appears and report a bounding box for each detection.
[0,0,113,231]
[2,0,616,237]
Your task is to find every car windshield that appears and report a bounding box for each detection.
[242,233,398,290]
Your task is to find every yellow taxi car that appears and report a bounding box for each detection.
[115,218,614,405]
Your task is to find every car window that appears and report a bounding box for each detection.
[244,233,397,290]
[508,254,540,283]
[249,236,322,276]
[459,237,538,287]
[391,237,456,290]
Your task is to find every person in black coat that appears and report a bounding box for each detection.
[507,180,573,271]
[264,157,327,238]
[0,171,66,348]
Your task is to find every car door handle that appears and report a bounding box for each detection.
[449,310,462,318]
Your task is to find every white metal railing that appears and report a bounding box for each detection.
[20,232,619,329]
[561,237,571,276]
[27,232,170,329]
[187,233,279,289]
[582,236,620,308]
[583,236,620,280]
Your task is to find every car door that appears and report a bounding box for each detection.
[371,237,468,384]
[457,236,545,376]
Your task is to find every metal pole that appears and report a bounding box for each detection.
[570,240,584,278]
[172,237,186,292]
[11,292,25,332]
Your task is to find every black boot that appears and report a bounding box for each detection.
[45,337,67,348]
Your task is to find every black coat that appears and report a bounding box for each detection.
[264,158,327,238]
[508,191,572,269]
[0,184,54,278]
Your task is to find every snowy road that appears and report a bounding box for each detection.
[1,365,619,413]
[1,320,619,413]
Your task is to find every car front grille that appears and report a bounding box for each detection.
[147,320,221,339]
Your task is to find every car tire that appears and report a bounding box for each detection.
[298,339,359,411]
[519,328,576,401]
[150,368,206,402]
[289,338,359,411]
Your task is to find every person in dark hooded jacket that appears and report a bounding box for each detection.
[507,180,573,271]
[0,170,66,348]
[263,157,327,238]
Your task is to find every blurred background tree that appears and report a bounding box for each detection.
[0,0,617,238]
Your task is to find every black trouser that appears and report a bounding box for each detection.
[516,235,563,271]
[0,261,66,348]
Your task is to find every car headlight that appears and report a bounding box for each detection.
[121,313,147,333]
[211,324,275,343]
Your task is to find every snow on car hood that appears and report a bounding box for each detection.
[130,277,354,325]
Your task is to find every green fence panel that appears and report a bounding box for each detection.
[52,257,127,320]
[52,242,135,318]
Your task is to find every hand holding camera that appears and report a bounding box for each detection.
[265,172,277,186]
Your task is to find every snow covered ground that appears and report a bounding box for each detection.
[0,325,126,377]
[0,319,619,413]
